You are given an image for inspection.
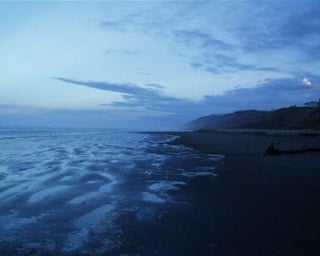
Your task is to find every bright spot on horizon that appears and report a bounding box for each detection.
[302,77,312,86]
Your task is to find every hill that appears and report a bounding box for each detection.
[187,106,320,131]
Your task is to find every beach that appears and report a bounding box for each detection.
[104,131,320,255]
[162,131,320,255]
[1,129,320,255]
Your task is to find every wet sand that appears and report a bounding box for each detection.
[168,131,320,255]
[113,131,320,256]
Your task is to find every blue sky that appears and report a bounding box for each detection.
[1,1,320,129]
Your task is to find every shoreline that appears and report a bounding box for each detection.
[167,130,320,156]
[166,131,320,255]
[144,128,320,137]
[108,130,320,255]
[194,128,320,137]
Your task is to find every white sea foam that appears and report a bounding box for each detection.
[0,183,31,200]
[148,181,186,191]
[182,172,217,178]
[143,192,166,203]
[68,191,100,205]
[0,210,49,234]
[68,177,116,204]
[0,214,36,232]
[63,228,89,252]
[28,185,68,203]
[195,167,216,171]
[76,204,115,228]
[99,182,115,193]
[60,175,73,182]
[207,154,225,160]
[0,128,224,255]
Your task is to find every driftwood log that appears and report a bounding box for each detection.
[264,142,320,156]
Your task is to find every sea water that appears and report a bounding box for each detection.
[0,128,224,255]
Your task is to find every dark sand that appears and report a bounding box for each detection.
[112,132,320,256]
[169,132,320,256]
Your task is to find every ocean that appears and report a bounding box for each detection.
[0,128,223,255]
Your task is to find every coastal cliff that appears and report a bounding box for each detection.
[187,106,320,131]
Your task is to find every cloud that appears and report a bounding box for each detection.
[280,9,320,40]
[99,20,127,32]
[234,2,320,55]
[190,53,280,74]
[173,30,234,51]
[135,69,151,76]
[97,2,320,79]
[98,3,177,36]
[145,83,165,89]
[98,2,320,74]
[53,77,191,114]
[54,77,157,98]
[105,49,138,55]
[202,77,320,113]
[55,76,320,117]
[0,104,183,130]
[5,76,320,130]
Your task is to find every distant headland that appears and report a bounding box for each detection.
[187,104,320,132]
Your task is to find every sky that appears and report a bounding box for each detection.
[0,0,320,130]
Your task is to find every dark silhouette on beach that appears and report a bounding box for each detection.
[264,141,320,156]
